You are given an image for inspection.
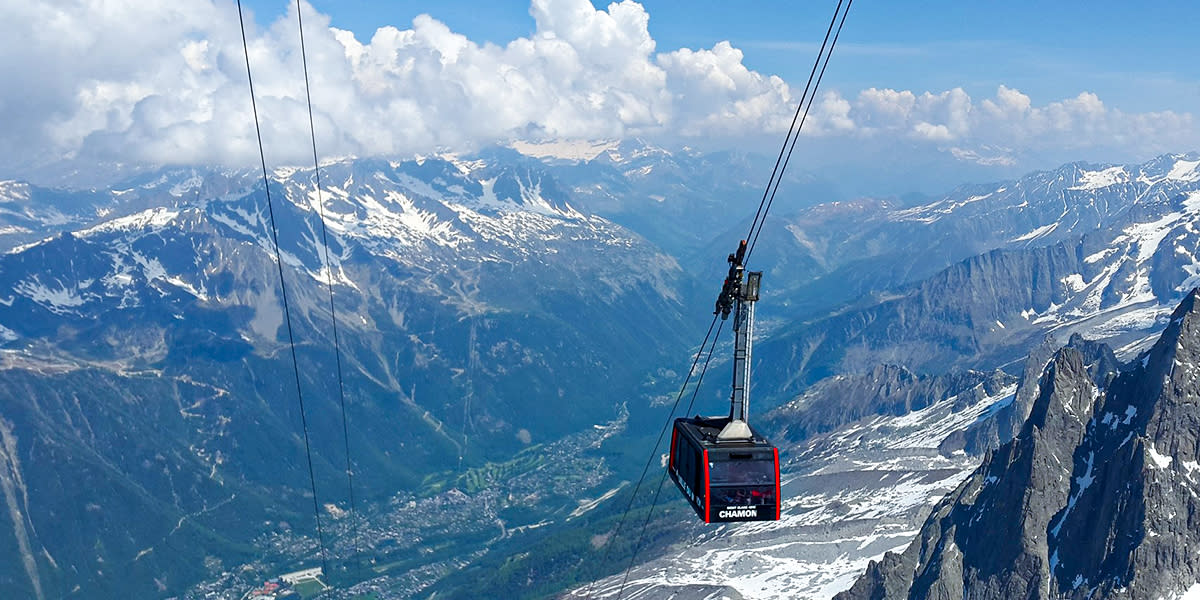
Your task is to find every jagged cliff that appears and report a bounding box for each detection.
[836,289,1200,599]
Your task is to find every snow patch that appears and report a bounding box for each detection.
[13,277,89,314]
[1071,166,1128,190]
[1179,582,1200,600]
[882,385,1018,450]
[82,207,180,235]
[1121,211,1181,263]
[1084,306,1171,340]
[0,180,31,202]
[169,174,203,196]
[510,139,619,161]
[165,276,208,301]
[1062,273,1087,292]
[1084,247,1114,263]
[1167,159,1200,182]
[130,251,167,282]
[1184,191,1200,214]
[1147,444,1174,469]
[1050,451,1095,538]
[1011,222,1058,242]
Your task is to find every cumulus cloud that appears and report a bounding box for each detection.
[803,86,1196,166]
[0,0,1196,175]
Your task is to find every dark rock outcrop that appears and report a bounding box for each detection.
[942,333,1120,456]
[837,289,1200,600]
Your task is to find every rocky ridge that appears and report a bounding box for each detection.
[836,289,1200,600]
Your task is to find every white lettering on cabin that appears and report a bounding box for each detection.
[718,506,758,519]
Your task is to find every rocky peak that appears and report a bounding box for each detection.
[1047,287,1200,596]
[836,289,1200,599]
[945,333,1118,456]
[1023,346,1097,438]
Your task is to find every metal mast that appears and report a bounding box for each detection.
[719,271,761,441]
[713,239,762,442]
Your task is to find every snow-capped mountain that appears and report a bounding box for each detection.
[0,167,262,253]
[2,156,679,322]
[837,289,1200,600]
[7,148,1200,599]
[568,154,1200,600]
[753,154,1200,403]
[0,153,701,598]
[747,153,1200,315]
[522,139,840,257]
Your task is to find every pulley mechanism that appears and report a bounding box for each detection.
[714,240,748,320]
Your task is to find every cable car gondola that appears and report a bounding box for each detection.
[669,243,782,522]
[669,415,780,522]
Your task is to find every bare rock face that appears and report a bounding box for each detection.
[943,333,1119,457]
[837,289,1200,600]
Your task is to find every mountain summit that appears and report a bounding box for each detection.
[837,288,1200,599]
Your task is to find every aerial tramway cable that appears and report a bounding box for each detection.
[581,314,721,600]
[236,0,329,576]
[745,0,852,264]
[590,1,853,598]
[743,0,847,258]
[614,320,725,599]
[294,0,363,578]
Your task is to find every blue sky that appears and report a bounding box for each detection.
[6,0,1199,192]
[240,0,1200,115]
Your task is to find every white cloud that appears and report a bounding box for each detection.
[802,86,1196,167]
[0,0,1196,175]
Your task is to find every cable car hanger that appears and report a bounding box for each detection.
[715,239,759,441]
[668,241,780,523]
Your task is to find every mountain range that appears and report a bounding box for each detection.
[568,151,1200,600]
[0,148,705,598]
[4,144,1200,598]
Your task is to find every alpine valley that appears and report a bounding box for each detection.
[3,142,1200,600]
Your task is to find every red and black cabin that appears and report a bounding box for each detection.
[668,415,781,523]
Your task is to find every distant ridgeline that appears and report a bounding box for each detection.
[4,149,1200,598]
